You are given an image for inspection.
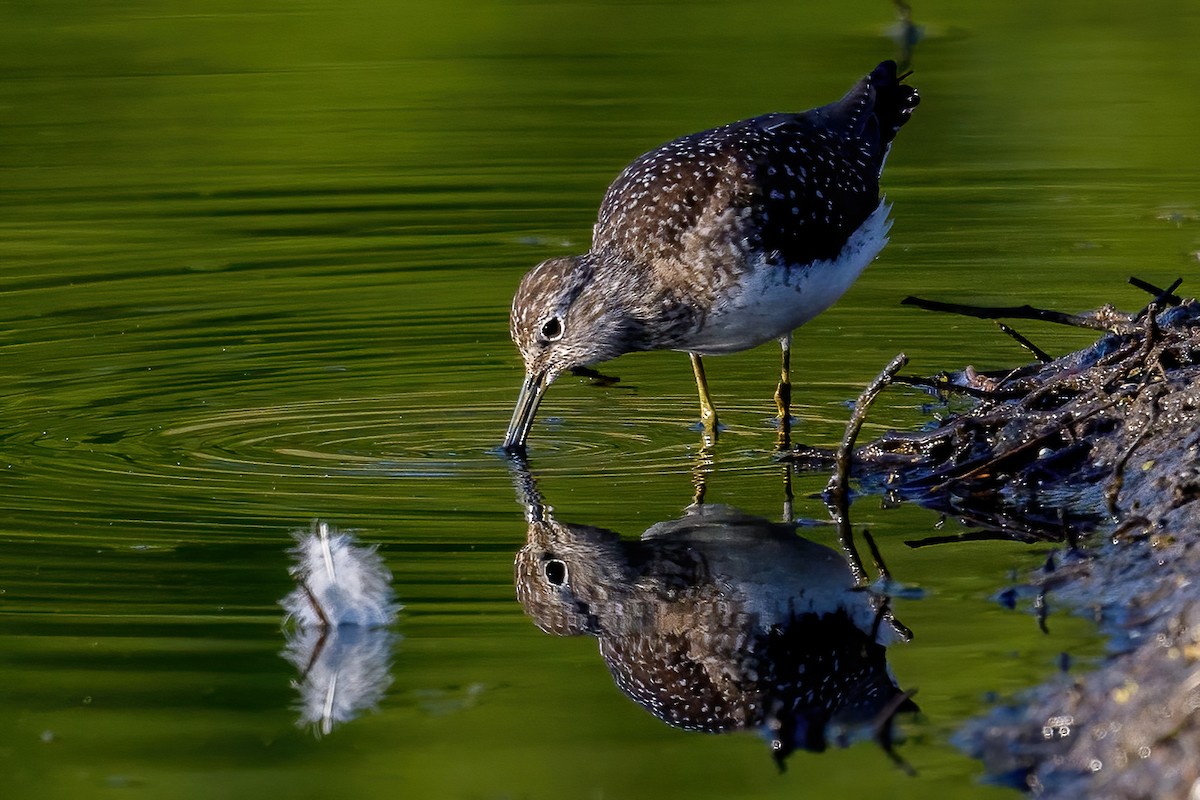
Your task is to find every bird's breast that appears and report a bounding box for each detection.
[671,201,892,355]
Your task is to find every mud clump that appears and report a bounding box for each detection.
[794,288,1200,798]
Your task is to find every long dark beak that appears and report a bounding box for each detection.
[503,371,548,454]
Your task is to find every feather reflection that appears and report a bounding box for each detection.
[280,520,401,736]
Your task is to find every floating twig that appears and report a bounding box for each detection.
[1128,275,1183,309]
[901,295,1121,332]
[829,353,910,503]
[995,321,1053,363]
[893,373,1024,400]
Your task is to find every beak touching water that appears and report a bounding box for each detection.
[503,370,548,454]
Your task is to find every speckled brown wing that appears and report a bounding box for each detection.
[590,61,918,271]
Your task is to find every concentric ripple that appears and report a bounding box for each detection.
[6,384,880,503]
[148,391,809,482]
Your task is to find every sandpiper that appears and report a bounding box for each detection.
[504,61,919,453]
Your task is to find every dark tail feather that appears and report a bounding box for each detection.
[838,60,920,146]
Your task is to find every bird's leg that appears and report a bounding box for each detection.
[775,334,793,449]
[689,353,719,446]
[781,464,794,523]
[691,448,713,506]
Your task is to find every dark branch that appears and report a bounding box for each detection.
[995,322,1053,363]
[901,295,1119,332]
[1128,275,1183,307]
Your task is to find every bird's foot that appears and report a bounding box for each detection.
[774,380,793,450]
[697,411,720,449]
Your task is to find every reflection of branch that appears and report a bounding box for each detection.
[862,529,891,583]
[874,687,920,776]
[905,529,1054,548]
[818,355,914,645]
[861,532,914,641]
[827,354,908,584]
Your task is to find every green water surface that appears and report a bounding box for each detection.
[2,1,1199,798]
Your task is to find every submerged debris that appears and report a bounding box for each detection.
[790,280,1200,798]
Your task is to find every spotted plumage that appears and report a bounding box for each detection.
[505,61,919,451]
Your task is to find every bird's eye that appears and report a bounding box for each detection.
[544,559,568,586]
[540,317,563,342]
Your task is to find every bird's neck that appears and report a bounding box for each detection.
[583,250,702,352]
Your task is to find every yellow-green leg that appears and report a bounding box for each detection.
[774,334,792,448]
[689,352,719,446]
[691,447,713,506]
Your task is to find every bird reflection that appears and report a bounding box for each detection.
[510,464,917,765]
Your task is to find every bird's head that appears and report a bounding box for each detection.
[503,254,637,452]
[514,515,634,636]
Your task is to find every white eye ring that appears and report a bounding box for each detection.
[540,317,564,342]
[544,559,568,585]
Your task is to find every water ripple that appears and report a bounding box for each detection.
[145,393,802,482]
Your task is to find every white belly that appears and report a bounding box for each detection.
[683,201,892,355]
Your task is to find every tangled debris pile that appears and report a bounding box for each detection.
[791,281,1200,798]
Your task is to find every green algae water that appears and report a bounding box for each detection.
[1,1,1198,797]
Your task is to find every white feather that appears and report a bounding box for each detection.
[281,520,399,629]
[280,520,401,735]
